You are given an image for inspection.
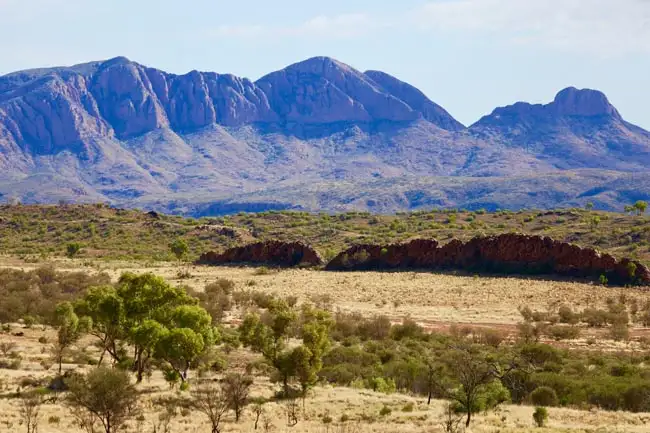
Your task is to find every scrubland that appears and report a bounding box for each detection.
[2,204,650,432]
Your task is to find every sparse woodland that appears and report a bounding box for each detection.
[1,204,650,432]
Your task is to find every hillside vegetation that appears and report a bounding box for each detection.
[0,204,648,266]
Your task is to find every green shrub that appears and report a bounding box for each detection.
[547,325,581,341]
[610,323,630,341]
[533,407,548,427]
[379,405,392,417]
[66,242,82,258]
[582,308,609,327]
[369,377,396,394]
[587,380,626,410]
[390,318,424,341]
[22,315,37,328]
[623,384,650,412]
[521,344,562,367]
[531,387,559,406]
[558,305,579,324]
[402,402,414,412]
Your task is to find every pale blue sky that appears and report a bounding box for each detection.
[1,0,649,128]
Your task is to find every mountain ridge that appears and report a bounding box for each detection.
[0,56,648,215]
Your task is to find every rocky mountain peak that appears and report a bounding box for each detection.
[283,56,353,74]
[255,56,417,124]
[551,87,620,118]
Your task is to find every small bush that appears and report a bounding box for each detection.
[0,358,23,370]
[533,407,548,427]
[547,325,581,341]
[610,323,630,341]
[402,402,415,412]
[558,305,579,324]
[582,309,609,327]
[253,267,273,276]
[250,291,275,309]
[176,270,192,279]
[48,416,60,424]
[531,387,559,407]
[623,384,650,412]
[379,406,392,417]
[368,377,396,394]
[206,278,235,295]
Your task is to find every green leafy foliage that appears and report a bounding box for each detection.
[533,407,548,427]
[65,367,139,433]
[74,273,219,383]
[66,242,81,258]
[170,238,189,261]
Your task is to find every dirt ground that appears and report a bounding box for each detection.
[2,257,650,432]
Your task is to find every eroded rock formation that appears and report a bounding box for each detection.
[198,240,323,267]
[325,234,650,286]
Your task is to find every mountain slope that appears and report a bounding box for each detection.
[364,70,465,131]
[0,57,649,214]
[469,87,650,171]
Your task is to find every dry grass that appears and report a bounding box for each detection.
[1,326,650,433]
[13,257,648,326]
[3,258,650,432]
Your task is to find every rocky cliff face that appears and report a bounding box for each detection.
[0,56,465,156]
[1,56,650,211]
[325,234,650,286]
[256,57,417,124]
[198,241,323,267]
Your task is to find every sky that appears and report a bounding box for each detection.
[1,0,649,129]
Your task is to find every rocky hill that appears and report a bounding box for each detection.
[0,56,648,214]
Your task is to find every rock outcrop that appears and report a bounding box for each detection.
[198,241,323,267]
[325,234,650,286]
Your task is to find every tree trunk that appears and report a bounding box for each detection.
[135,351,148,383]
[282,376,289,397]
[427,390,432,405]
[136,363,144,383]
[465,410,471,428]
[98,347,106,366]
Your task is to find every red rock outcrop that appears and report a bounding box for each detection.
[198,241,323,267]
[325,234,650,286]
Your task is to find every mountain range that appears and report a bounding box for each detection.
[0,56,648,215]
